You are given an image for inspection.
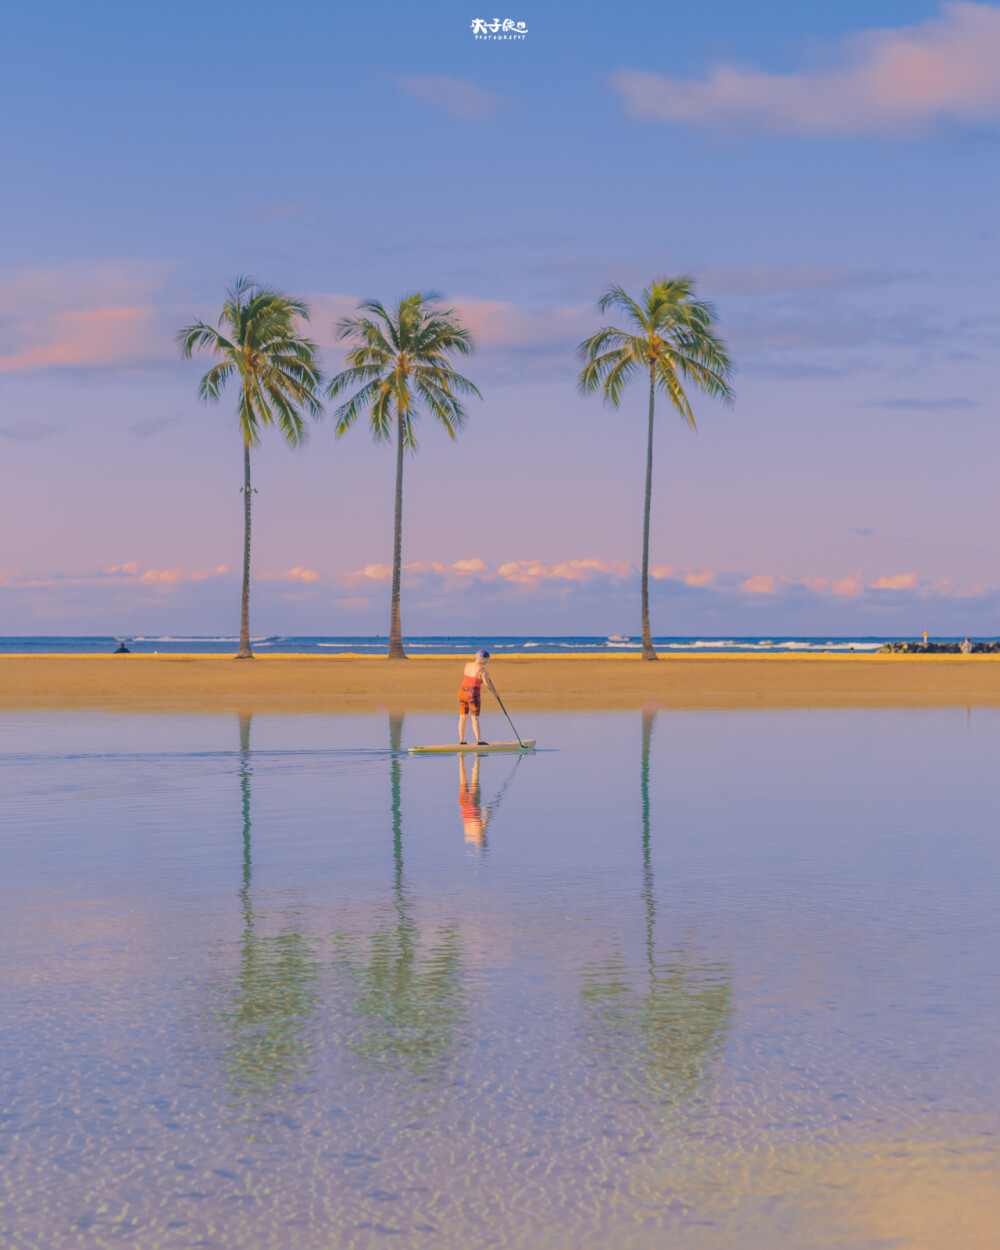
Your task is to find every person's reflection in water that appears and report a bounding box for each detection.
[458,754,490,847]
[580,703,732,1116]
[330,709,465,1082]
[456,751,526,849]
[220,712,320,1109]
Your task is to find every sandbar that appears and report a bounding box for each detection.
[2,653,1000,713]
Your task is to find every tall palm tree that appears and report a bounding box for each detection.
[578,279,733,660]
[327,293,480,659]
[177,277,323,659]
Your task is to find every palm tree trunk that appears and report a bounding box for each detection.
[388,410,407,659]
[236,438,253,659]
[641,370,658,660]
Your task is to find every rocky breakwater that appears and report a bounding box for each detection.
[878,640,1000,654]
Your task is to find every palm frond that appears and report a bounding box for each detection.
[177,279,324,442]
[657,367,696,429]
[578,277,733,418]
[199,360,234,402]
[597,285,647,331]
[333,377,385,437]
[331,292,480,451]
[601,351,643,407]
[176,321,222,358]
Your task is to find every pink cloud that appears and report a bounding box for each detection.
[339,562,393,587]
[79,563,228,588]
[0,306,158,373]
[395,75,499,119]
[610,2,1000,137]
[0,261,172,374]
[833,574,865,597]
[262,566,320,584]
[870,572,920,590]
[450,296,594,351]
[495,558,631,585]
[740,574,777,595]
[330,559,951,605]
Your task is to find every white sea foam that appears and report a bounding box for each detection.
[130,636,270,644]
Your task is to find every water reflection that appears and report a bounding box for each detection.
[581,705,733,1112]
[220,712,320,1107]
[458,754,488,845]
[6,709,998,1246]
[331,711,465,1079]
[457,751,525,848]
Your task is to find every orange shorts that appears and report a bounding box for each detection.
[458,684,481,714]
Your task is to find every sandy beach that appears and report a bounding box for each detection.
[2,652,1000,713]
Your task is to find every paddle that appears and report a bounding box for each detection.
[486,678,527,750]
[485,751,527,818]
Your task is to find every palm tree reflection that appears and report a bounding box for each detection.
[331,711,465,1079]
[581,705,732,1112]
[222,712,320,1106]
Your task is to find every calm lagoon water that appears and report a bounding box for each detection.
[1,709,997,1248]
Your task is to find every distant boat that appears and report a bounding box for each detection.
[607,635,631,644]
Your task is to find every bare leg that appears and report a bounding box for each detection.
[472,712,484,744]
[459,711,467,744]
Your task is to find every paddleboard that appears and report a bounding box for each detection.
[409,740,535,754]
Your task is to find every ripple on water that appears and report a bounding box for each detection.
[0,708,998,1247]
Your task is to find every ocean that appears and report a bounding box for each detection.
[0,634,970,656]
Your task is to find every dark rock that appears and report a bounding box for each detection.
[877,640,1000,654]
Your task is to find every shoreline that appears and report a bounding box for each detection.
[2,653,1000,713]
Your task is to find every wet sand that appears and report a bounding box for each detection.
[2,653,1000,713]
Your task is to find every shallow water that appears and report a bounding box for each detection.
[1,709,997,1248]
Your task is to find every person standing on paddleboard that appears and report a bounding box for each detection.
[458,649,492,745]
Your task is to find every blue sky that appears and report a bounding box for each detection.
[1,1,998,635]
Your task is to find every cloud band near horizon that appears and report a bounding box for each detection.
[1,556,996,636]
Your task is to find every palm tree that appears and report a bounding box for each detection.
[327,293,480,659]
[177,277,323,659]
[578,279,733,660]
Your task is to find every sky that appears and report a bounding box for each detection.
[1,0,998,636]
